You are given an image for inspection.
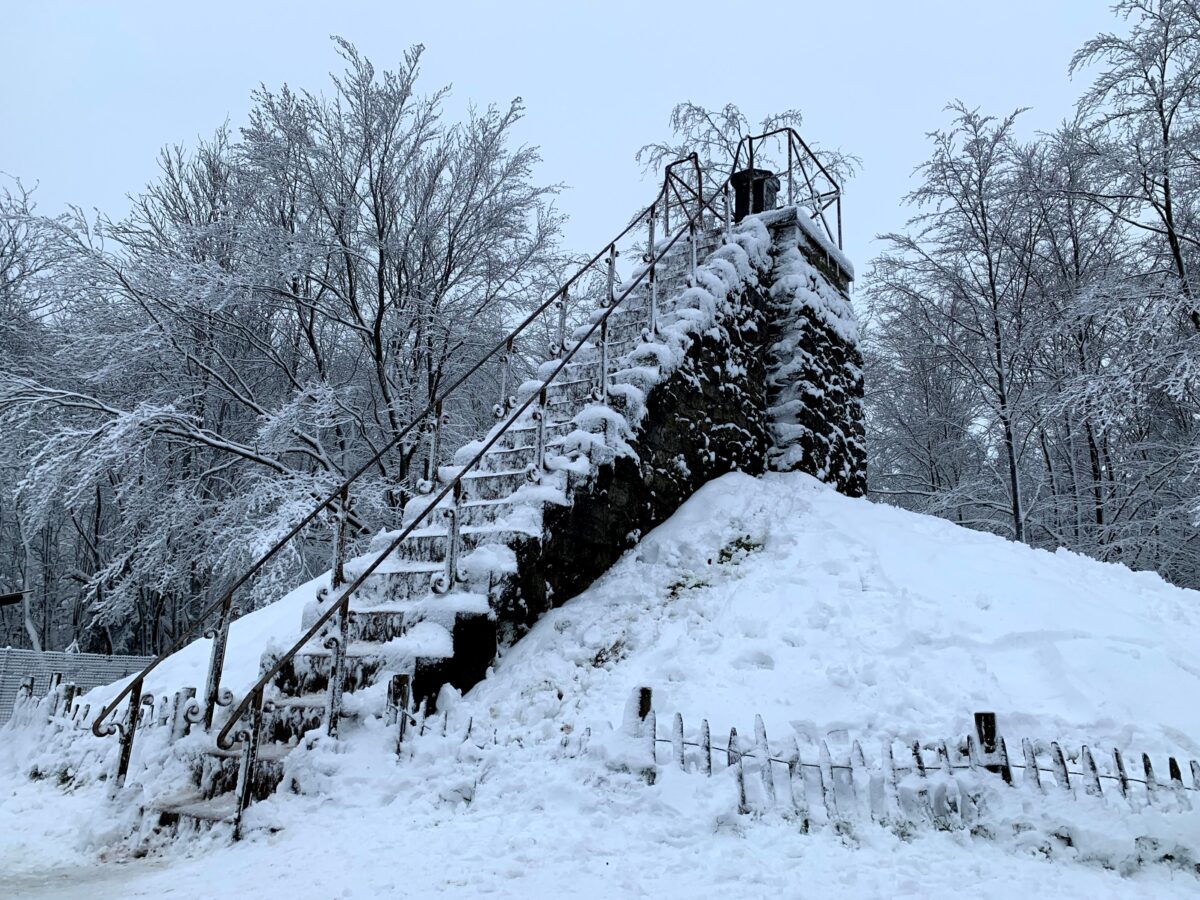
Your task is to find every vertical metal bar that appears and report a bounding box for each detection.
[439,481,463,591]
[663,184,670,235]
[331,484,349,589]
[606,244,616,307]
[647,209,657,337]
[233,688,264,841]
[787,137,794,207]
[201,599,232,731]
[113,678,142,792]
[325,597,350,737]
[391,673,411,755]
[597,318,609,403]
[724,182,732,239]
[532,388,547,477]
[496,337,513,418]
[837,197,843,250]
[556,289,568,358]
[688,221,697,282]
[425,400,445,486]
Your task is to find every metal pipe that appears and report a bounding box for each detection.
[648,208,657,337]
[555,291,567,358]
[432,481,463,594]
[233,688,264,840]
[331,484,349,589]
[324,597,350,736]
[689,222,697,282]
[531,388,547,480]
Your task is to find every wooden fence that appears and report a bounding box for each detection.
[626,687,1199,828]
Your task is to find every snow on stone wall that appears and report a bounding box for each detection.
[760,207,866,496]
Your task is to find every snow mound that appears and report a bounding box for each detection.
[3,472,1199,897]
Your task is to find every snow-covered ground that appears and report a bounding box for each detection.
[3,472,1199,898]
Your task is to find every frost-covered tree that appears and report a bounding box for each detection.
[0,41,565,652]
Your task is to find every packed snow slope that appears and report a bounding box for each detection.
[3,471,1199,898]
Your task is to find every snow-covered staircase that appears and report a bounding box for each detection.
[67,134,863,842]
[148,226,745,831]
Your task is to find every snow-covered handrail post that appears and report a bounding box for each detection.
[432,480,464,594]
[553,290,568,358]
[331,484,350,590]
[495,337,515,418]
[646,206,657,338]
[324,592,351,738]
[530,388,547,480]
[232,685,266,840]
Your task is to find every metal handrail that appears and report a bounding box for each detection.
[216,156,729,755]
[91,127,842,800]
[89,167,688,750]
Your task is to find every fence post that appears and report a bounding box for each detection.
[973,711,1010,781]
[1022,738,1043,791]
[389,673,412,755]
[754,714,775,804]
[672,712,685,770]
[1050,742,1071,792]
[1081,746,1103,797]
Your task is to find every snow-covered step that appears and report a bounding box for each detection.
[494,419,575,452]
[389,524,535,563]
[152,792,237,826]
[461,467,535,501]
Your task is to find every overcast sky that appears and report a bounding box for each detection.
[1,1,1120,271]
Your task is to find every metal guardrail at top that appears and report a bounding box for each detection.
[89,128,843,796]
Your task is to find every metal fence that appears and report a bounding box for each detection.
[0,647,152,724]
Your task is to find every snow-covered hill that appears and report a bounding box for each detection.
[3,472,1199,898]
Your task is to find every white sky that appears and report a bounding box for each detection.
[0,0,1119,271]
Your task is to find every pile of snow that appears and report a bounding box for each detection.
[2,472,1199,897]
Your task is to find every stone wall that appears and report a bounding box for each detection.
[759,208,867,497]
[498,279,769,641]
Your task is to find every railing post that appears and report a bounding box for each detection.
[647,208,658,338]
[787,138,794,207]
[494,337,514,418]
[724,182,732,239]
[663,189,670,236]
[595,318,610,404]
[200,599,233,731]
[423,400,445,490]
[331,484,349,589]
[555,290,568,358]
[432,480,463,594]
[324,596,350,738]
[606,244,616,307]
[389,673,412,755]
[530,388,547,481]
[112,678,143,793]
[688,221,697,283]
[837,197,843,250]
[233,687,265,841]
